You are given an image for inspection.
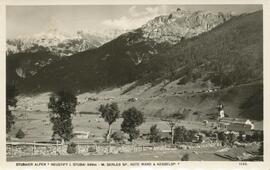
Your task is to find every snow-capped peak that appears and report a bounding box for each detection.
[7,29,128,56]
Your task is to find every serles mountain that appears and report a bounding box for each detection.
[141,9,232,44]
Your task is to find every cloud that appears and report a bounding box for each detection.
[102,5,173,30]
[129,6,140,17]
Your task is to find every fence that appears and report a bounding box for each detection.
[6,141,222,158]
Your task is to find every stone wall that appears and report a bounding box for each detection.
[7,141,222,158]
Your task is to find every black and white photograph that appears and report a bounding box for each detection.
[5,3,264,163]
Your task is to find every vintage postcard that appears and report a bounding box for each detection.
[0,0,269,170]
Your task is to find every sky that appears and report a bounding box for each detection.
[6,5,262,38]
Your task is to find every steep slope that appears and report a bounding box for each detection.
[12,9,233,94]
[7,52,60,85]
[141,11,262,87]
[15,30,169,93]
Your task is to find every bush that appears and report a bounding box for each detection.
[88,146,97,153]
[173,126,197,143]
[193,112,198,115]
[94,140,100,143]
[181,153,189,161]
[191,69,201,81]
[177,76,188,85]
[200,130,211,137]
[168,112,185,119]
[228,133,237,144]
[6,136,11,141]
[149,124,161,143]
[218,131,227,142]
[16,129,25,139]
[252,130,263,142]
[67,142,77,154]
[111,131,126,143]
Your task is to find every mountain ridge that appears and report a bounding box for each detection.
[7,10,262,95]
[6,29,128,56]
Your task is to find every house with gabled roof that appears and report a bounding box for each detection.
[218,117,255,132]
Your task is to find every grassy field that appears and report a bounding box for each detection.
[9,110,220,143]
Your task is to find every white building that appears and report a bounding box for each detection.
[219,109,225,118]
[73,131,89,139]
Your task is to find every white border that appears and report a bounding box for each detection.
[0,0,269,170]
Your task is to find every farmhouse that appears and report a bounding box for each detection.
[160,130,171,139]
[218,118,255,132]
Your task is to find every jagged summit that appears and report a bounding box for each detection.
[7,8,232,56]
[141,8,232,44]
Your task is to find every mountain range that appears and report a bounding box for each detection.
[7,29,127,57]
[6,9,262,97]
[6,8,263,120]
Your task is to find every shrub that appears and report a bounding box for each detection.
[200,130,211,137]
[149,124,161,143]
[181,153,189,161]
[6,136,11,141]
[16,129,25,139]
[173,126,186,143]
[191,69,201,81]
[168,112,185,119]
[177,76,188,85]
[188,129,198,142]
[252,130,263,142]
[238,131,245,142]
[228,133,237,144]
[67,142,77,154]
[198,135,204,143]
[111,131,126,143]
[217,131,227,142]
[245,134,253,142]
[193,112,198,115]
[94,140,100,143]
[173,126,197,143]
[88,146,97,153]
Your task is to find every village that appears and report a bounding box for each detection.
[6,99,263,161]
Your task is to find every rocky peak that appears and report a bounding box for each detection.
[141,8,232,44]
